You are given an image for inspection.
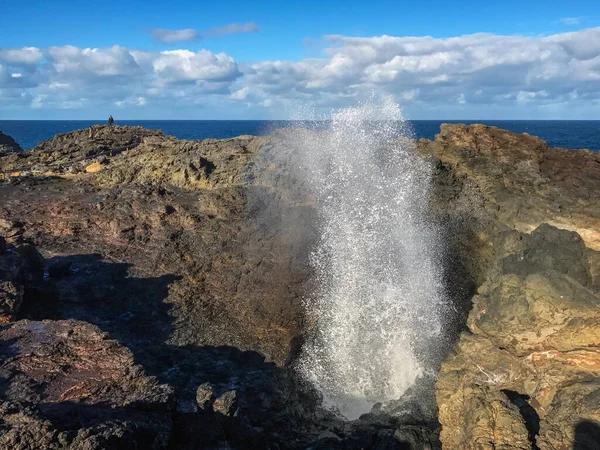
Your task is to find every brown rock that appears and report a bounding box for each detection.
[0,127,312,365]
[422,125,600,450]
[435,224,600,449]
[213,390,238,417]
[84,161,104,173]
[419,124,600,251]
[0,319,173,449]
[195,382,215,410]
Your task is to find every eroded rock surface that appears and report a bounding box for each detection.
[2,123,599,449]
[0,126,310,365]
[421,125,600,450]
[1,126,435,448]
[0,319,173,449]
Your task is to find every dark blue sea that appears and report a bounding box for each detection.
[1,120,598,151]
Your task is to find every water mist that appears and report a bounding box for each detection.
[290,98,446,419]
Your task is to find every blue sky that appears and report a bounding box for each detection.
[1,0,599,119]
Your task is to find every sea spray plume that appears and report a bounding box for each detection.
[289,97,446,419]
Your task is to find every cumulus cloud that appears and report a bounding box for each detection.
[0,47,43,64]
[147,22,259,43]
[49,45,141,78]
[150,49,240,83]
[2,27,600,117]
[236,28,600,114]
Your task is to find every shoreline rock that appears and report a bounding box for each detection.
[1,123,599,448]
[420,124,600,450]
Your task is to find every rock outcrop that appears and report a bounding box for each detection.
[3,126,430,448]
[2,123,599,448]
[419,124,600,450]
[0,126,309,366]
[0,319,173,449]
[0,131,22,157]
[0,238,43,323]
[419,123,600,252]
[1,125,163,177]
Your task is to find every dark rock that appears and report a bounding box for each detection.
[503,223,592,286]
[0,131,22,156]
[47,259,72,278]
[0,242,43,323]
[0,319,173,449]
[0,127,310,366]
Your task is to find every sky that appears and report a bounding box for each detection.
[1,0,599,120]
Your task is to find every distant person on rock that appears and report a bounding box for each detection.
[108,115,114,128]
[88,126,95,139]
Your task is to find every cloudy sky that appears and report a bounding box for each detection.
[1,0,599,119]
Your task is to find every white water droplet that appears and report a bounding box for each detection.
[287,96,446,419]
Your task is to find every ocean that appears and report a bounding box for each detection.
[1,120,598,152]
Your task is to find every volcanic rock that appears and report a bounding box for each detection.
[2,123,599,449]
[422,124,600,450]
[0,319,173,449]
[0,125,322,448]
[419,123,600,251]
[0,126,311,365]
[0,241,43,323]
[0,131,22,157]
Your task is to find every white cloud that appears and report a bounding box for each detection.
[2,27,600,118]
[150,49,240,83]
[116,96,147,107]
[48,45,141,78]
[0,47,43,64]
[149,28,199,43]
[230,86,250,100]
[147,22,259,43]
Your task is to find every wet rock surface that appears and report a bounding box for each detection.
[1,124,599,448]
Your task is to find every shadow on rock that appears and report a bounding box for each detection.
[21,253,178,371]
[10,253,323,448]
[574,421,600,450]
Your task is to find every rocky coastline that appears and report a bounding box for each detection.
[1,124,599,449]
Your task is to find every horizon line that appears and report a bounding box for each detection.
[2,118,600,122]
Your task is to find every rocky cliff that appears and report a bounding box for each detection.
[418,124,600,450]
[1,124,599,449]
